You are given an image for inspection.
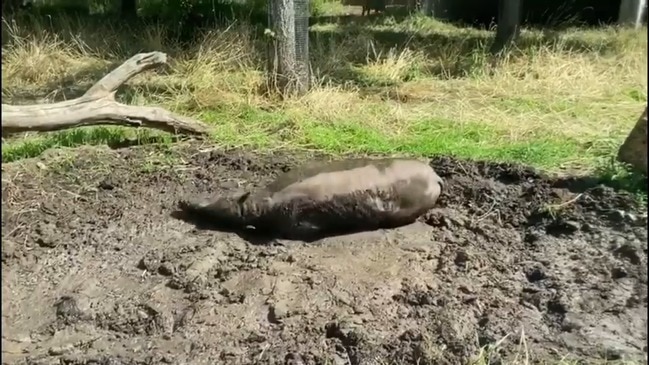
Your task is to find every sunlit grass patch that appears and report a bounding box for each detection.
[1,12,646,195]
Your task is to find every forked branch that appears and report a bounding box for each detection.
[1,52,210,137]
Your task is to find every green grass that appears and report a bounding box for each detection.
[1,10,647,196]
[0,104,602,169]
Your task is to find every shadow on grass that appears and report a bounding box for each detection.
[310,6,416,26]
[311,27,490,83]
[4,62,190,106]
[3,63,122,104]
[593,164,647,197]
[552,163,647,199]
[3,7,635,96]
[1,127,192,163]
[309,21,633,87]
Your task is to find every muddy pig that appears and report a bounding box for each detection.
[178,158,444,240]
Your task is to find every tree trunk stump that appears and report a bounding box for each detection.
[617,106,648,176]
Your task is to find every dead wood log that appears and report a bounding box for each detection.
[617,106,648,176]
[1,52,210,137]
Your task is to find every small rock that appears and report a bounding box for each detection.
[166,277,185,290]
[332,353,350,365]
[399,329,423,342]
[268,302,289,323]
[98,178,116,190]
[285,352,305,365]
[54,296,83,322]
[34,223,60,248]
[525,266,547,283]
[231,293,246,304]
[220,345,245,357]
[36,236,58,248]
[524,231,542,244]
[48,344,74,356]
[613,243,641,265]
[247,332,266,343]
[325,321,364,345]
[563,220,581,232]
[561,313,584,332]
[330,288,352,306]
[158,262,175,276]
[611,210,626,222]
[610,266,628,279]
[546,219,580,236]
[2,240,16,262]
[220,180,240,189]
[599,346,623,360]
[138,251,163,272]
[454,250,469,266]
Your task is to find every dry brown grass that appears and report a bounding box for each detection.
[1,13,647,179]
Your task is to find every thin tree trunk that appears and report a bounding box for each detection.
[294,0,310,93]
[120,0,138,18]
[617,106,648,176]
[3,0,27,14]
[421,0,450,19]
[267,0,304,96]
[618,0,647,29]
[489,0,522,55]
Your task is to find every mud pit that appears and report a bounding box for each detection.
[2,144,647,365]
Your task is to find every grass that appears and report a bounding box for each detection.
[1,10,647,194]
[1,9,647,364]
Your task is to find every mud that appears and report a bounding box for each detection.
[2,143,647,365]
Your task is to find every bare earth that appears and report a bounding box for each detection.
[2,143,647,365]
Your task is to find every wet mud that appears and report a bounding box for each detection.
[2,144,647,364]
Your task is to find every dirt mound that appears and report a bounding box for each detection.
[2,144,647,365]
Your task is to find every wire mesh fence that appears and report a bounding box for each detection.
[266,0,310,95]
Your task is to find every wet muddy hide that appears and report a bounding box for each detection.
[177,158,444,240]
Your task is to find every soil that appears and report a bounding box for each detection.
[2,143,647,365]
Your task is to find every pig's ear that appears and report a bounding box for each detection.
[237,191,251,204]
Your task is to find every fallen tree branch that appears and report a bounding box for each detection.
[1,52,210,137]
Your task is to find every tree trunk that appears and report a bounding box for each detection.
[617,106,648,176]
[2,52,209,137]
[120,0,138,18]
[267,0,308,96]
[3,0,28,14]
[294,0,311,92]
[421,0,451,19]
[618,0,647,29]
[489,0,522,55]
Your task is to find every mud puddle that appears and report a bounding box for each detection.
[2,144,647,365]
